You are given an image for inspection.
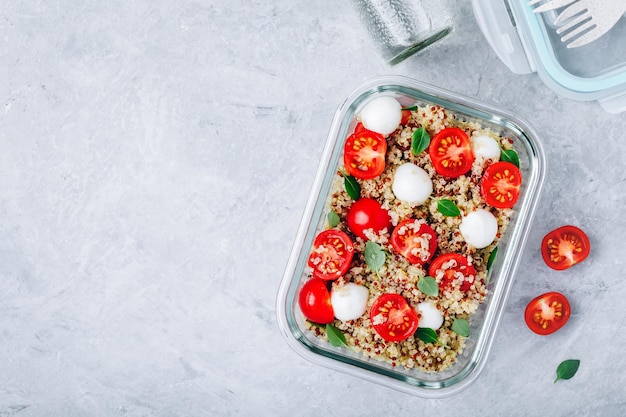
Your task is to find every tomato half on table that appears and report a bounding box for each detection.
[481,161,522,209]
[390,219,437,265]
[298,278,334,324]
[343,129,387,180]
[347,198,392,240]
[307,229,354,280]
[428,253,477,292]
[429,127,475,178]
[524,292,571,335]
[541,225,590,271]
[370,293,419,342]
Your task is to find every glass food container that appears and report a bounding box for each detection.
[276,76,546,398]
[472,0,626,113]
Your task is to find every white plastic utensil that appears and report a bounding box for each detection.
[528,0,578,13]
[554,0,626,48]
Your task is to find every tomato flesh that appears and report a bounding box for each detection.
[429,127,475,178]
[307,229,354,280]
[344,130,387,180]
[390,219,437,265]
[541,225,590,270]
[370,293,418,342]
[347,198,391,240]
[524,292,571,335]
[428,253,477,292]
[299,278,334,324]
[481,161,522,209]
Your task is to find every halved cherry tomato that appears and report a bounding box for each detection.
[347,198,391,240]
[343,129,387,180]
[390,219,437,265]
[541,225,590,271]
[369,293,419,342]
[524,291,571,335]
[400,109,412,125]
[354,122,367,134]
[428,253,477,292]
[298,278,334,324]
[481,161,522,209]
[307,229,354,280]
[429,127,475,178]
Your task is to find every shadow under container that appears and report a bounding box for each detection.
[276,76,546,398]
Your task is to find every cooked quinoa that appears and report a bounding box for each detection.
[304,103,516,373]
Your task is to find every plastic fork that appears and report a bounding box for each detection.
[527,0,578,13]
[554,0,626,48]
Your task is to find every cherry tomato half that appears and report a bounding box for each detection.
[343,129,387,180]
[347,198,391,240]
[400,109,412,125]
[429,127,475,178]
[428,253,477,292]
[481,161,522,209]
[307,229,354,280]
[298,278,334,324]
[370,293,419,342]
[390,219,437,265]
[541,225,590,271]
[524,291,571,335]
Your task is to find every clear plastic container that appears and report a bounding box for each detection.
[472,0,626,113]
[275,76,546,398]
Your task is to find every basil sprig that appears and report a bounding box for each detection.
[555,359,580,383]
[411,127,430,156]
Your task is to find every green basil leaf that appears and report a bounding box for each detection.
[411,127,430,156]
[452,318,470,337]
[487,247,498,272]
[555,359,580,383]
[437,199,461,217]
[501,148,520,168]
[364,241,386,274]
[326,323,350,349]
[415,327,439,344]
[402,106,418,111]
[418,276,439,297]
[327,211,340,228]
[342,173,360,200]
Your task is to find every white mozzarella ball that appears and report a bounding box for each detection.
[459,209,498,249]
[330,283,369,322]
[417,301,444,330]
[392,162,433,205]
[360,96,402,136]
[471,135,501,163]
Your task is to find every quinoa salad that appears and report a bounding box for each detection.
[298,96,523,373]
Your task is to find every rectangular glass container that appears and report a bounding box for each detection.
[276,76,546,398]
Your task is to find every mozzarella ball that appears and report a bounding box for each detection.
[392,162,433,205]
[360,96,402,136]
[417,301,444,330]
[459,209,498,249]
[471,135,501,163]
[330,283,369,322]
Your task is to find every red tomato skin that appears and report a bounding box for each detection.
[343,130,387,180]
[369,293,419,342]
[480,161,522,209]
[400,109,412,125]
[390,219,437,265]
[298,278,334,324]
[428,253,477,292]
[346,198,391,240]
[541,225,590,271]
[429,127,475,178]
[524,292,571,335]
[307,229,354,280]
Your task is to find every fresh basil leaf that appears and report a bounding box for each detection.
[418,276,439,297]
[555,359,580,383]
[402,105,418,111]
[452,318,470,337]
[411,127,430,156]
[437,199,461,217]
[326,323,350,349]
[501,148,520,168]
[327,211,340,228]
[415,327,439,344]
[487,247,498,271]
[342,172,360,200]
[364,241,386,274]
